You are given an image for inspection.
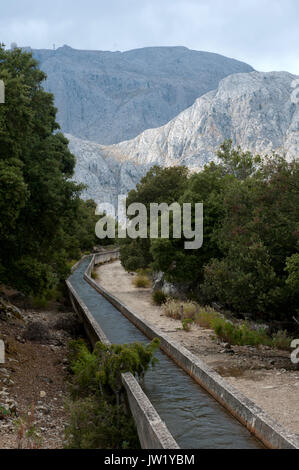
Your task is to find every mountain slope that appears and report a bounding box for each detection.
[67,134,150,207]
[100,71,299,169]
[31,45,254,144]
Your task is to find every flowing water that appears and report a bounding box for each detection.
[69,258,262,449]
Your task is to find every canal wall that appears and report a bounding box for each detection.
[87,251,299,450]
[66,255,179,450]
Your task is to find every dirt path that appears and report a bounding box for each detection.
[96,261,299,436]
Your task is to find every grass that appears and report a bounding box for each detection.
[163,299,198,320]
[195,306,221,328]
[30,287,64,309]
[210,317,293,350]
[152,290,167,305]
[271,330,293,350]
[163,298,183,320]
[161,298,293,350]
[211,317,270,346]
[133,275,151,289]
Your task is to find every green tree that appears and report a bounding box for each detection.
[0,46,98,295]
[119,165,189,272]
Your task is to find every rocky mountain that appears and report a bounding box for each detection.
[67,134,150,207]
[68,71,299,206]
[100,71,299,170]
[31,45,254,144]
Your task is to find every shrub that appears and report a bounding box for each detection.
[182,318,193,332]
[65,396,140,449]
[163,299,182,319]
[182,302,198,320]
[210,317,271,347]
[133,275,151,288]
[163,299,199,320]
[271,330,292,351]
[137,268,152,277]
[195,307,220,328]
[152,290,167,305]
[23,321,50,344]
[31,296,49,309]
[0,406,11,420]
[53,313,83,336]
[65,339,160,449]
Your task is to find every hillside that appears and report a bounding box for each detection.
[100,71,299,170]
[69,71,299,204]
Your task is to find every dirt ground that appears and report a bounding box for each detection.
[96,261,299,436]
[0,296,79,449]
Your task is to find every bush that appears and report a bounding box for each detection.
[65,339,160,449]
[23,321,50,344]
[152,290,167,306]
[163,299,198,320]
[211,317,271,347]
[209,317,293,350]
[195,307,220,328]
[31,296,49,309]
[182,318,193,332]
[271,330,292,351]
[181,302,198,320]
[53,313,83,336]
[133,275,151,289]
[65,396,140,450]
[163,299,182,319]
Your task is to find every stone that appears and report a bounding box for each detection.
[16,336,25,344]
[151,272,164,293]
[36,405,50,415]
[221,342,232,350]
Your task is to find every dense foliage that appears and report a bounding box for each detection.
[65,339,159,449]
[120,141,299,323]
[119,165,189,271]
[0,46,99,296]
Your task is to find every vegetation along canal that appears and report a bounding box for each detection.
[69,258,263,449]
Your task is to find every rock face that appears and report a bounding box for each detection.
[100,71,299,170]
[69,71,299,206]
[32,45,253,144]
[67,134,151,207]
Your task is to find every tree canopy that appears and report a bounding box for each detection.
[119,142,299,322]
[0,46,98,296]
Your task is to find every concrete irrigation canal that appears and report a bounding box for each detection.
[66,254,298,450]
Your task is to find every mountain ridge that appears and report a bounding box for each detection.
[31,45,254,144]
[99,71,299,170]
[68,70,299,205]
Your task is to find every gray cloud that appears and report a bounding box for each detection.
[1,0,298,73]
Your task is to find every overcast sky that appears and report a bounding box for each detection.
[1,0,299,74]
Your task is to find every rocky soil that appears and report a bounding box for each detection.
[0,290,83,449]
